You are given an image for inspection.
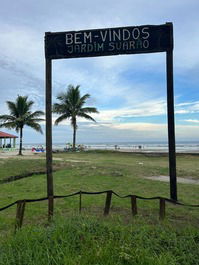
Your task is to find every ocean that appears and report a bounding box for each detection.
[21,141,199,153]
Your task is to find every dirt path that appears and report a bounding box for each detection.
[145,176,199,185]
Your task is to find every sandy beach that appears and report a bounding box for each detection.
[0,150,42,159]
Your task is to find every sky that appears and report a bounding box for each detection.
[0,0,199,144]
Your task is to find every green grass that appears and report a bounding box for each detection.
[0,154,69,181]
[0,216,199,265]
[0,151,198,264]
[0,151,198,227]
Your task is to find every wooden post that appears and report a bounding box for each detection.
[15,201,26,231]
[104,191,112,216]
[79,191,82,213]
[159,198,166,220]
[48,196,54,220]
[45,54,54,220]
[166,23,177,201]
[131,195,137,216]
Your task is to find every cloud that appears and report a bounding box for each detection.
[175,124,199,140]
[176,101,199,114]
[183,119,199,123]
[51,120,199,143]
[99,122,167,131]
[95,99,166,121]
[0,24,43,68]
[51,98,199,127]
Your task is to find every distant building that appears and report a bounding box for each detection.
[0,131,18,149]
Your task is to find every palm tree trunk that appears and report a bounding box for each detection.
[72,118,77,151]
[19,127,23,155]
[73,125,76,151]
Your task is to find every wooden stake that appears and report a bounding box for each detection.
[15,201,26,231]
[104,191,112,216]
[79,191,82,213]
[48,196,54,221]
[131,195,137,216]
[159,198,166,220]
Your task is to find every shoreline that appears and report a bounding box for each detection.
[1,148,199,159]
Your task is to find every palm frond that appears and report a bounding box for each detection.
[26,122,43,134]
[26,118,44,124]
[56,92,68,101]
[76,94,90,109]
[77,113,97,122]
[0,121,17,129]
[54,114,70,125]
[80,107,99,114]
[53,103,67,114]
[27,111,45,120]
[6,101,18,116]
[0,114,16,121]
[26,100,34,109]
[79,93,90,102]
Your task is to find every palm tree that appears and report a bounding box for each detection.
[0,95,44,155]
[53,85,99,151]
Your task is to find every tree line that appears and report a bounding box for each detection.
[0,85,99,155]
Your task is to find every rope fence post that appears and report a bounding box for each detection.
[79,191,82,213]
[15,200,26,232]
[104,191,112,216]
[131,195,138,216]
[159,198,166,220]
[48,196,54,221]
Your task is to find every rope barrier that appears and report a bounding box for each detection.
[0,190,199,212]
